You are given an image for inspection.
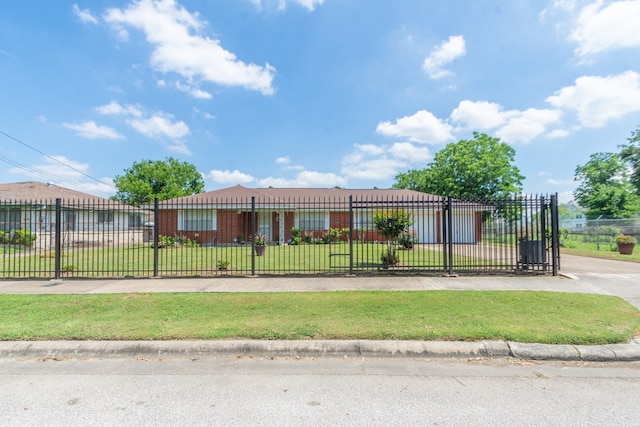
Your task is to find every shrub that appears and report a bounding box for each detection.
[290,227,302,245]
[398,231,418,249]
[157,235,176,248]
[0,229,37,246]
[216,260,230,270]
[304,232,314,244]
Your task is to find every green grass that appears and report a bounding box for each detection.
[1,291,638,345]
[560,236,640,263]
[1,242,494,278]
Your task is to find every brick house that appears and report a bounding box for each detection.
[154,185,484,245]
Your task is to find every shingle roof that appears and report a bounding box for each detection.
[0,181,133,210]
[164,184,442,204]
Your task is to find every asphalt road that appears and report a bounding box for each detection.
[2,356,640,426]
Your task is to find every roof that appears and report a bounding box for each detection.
[0,181,135,210]
[163,185,442,204]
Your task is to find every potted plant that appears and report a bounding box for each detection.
[254,234,268,256]
[616,234,637,255]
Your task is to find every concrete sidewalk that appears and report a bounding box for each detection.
[1,254,639,361]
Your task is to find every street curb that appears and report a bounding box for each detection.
[1,340,639,361]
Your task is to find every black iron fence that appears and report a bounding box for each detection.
[0,193,559,279]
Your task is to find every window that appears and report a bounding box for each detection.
[297,211,328,230]
[179,210,216,231]
[128,214,143,228]
[354,210,373,230]
[98,212,114,223]
[0,208,21,231]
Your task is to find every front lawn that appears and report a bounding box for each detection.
[1,291,638,345]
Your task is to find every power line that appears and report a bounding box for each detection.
[0,129,107,186]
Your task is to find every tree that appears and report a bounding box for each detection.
[394,132,524,199]
[112,157,205,206]
[619,125,640,196]
[372,209,413,266]
[573,152,640,219]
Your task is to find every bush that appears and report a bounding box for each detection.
[0,229,37,246]
[397,231,418,249]
[290,227,302,245]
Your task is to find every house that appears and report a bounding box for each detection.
[153,185,484,245]
[0,181,148,247]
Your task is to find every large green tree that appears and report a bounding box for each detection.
[573,152,640,219]
[394,132,524,199]
[112,157,205,206]
[619,125,640,196]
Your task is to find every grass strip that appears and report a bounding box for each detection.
[1,291,639,345]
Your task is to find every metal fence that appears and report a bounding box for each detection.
[560,217,640,251]
[1,194,559,279]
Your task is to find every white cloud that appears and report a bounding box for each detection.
[208,169,255,184]
[450,100,517,130]
[495,108,563,144]
[104,0,276,95]
[376,110,455,144]
[388,142,431,163]
[546,128,570,139]
[570,0,640,58]
[276,156,291,165]
[340,142,429,182]
[294,0,325,11]
[546,70,640,128]
[96,101,142,117]
[258,170,346,187]
[128,113,190,140]
[63,121,124,139]
[423,35,466,79]
[9,155,90,180]
[250,0,324,11]
[72,4,98,24]
[176,81,213,99]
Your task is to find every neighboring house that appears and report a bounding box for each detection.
[154,185,484,245]
[0,181,148,247]
[558,200,587,231]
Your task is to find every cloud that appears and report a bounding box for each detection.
[294,0,325,11]
[96,101,142,117]
[423,35,466,79]
[257,170,347,187]
[250,0,324,11]
[450,100,517,130]
[546,128,570,139]
[63,121,124,139]
[127,113,190,140]
[72,4,98,24]
[340,142,430,182]
[104,0,276,95]
[495,108,563,144]
[546,70,640,128]
[175,81,213,99]
[208,169,255,184]
[376,110,455,144]
[387,142,431,163]
[570,0,640,58]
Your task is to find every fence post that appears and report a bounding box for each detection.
[54,198,62,279]
[441,197,447,272]
[349,195,353,275]
[551,194,560,276]
[153,197,159,277]
[540,195,547,273]
[251,196,256,276]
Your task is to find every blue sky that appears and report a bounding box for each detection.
[2,0,640,202]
